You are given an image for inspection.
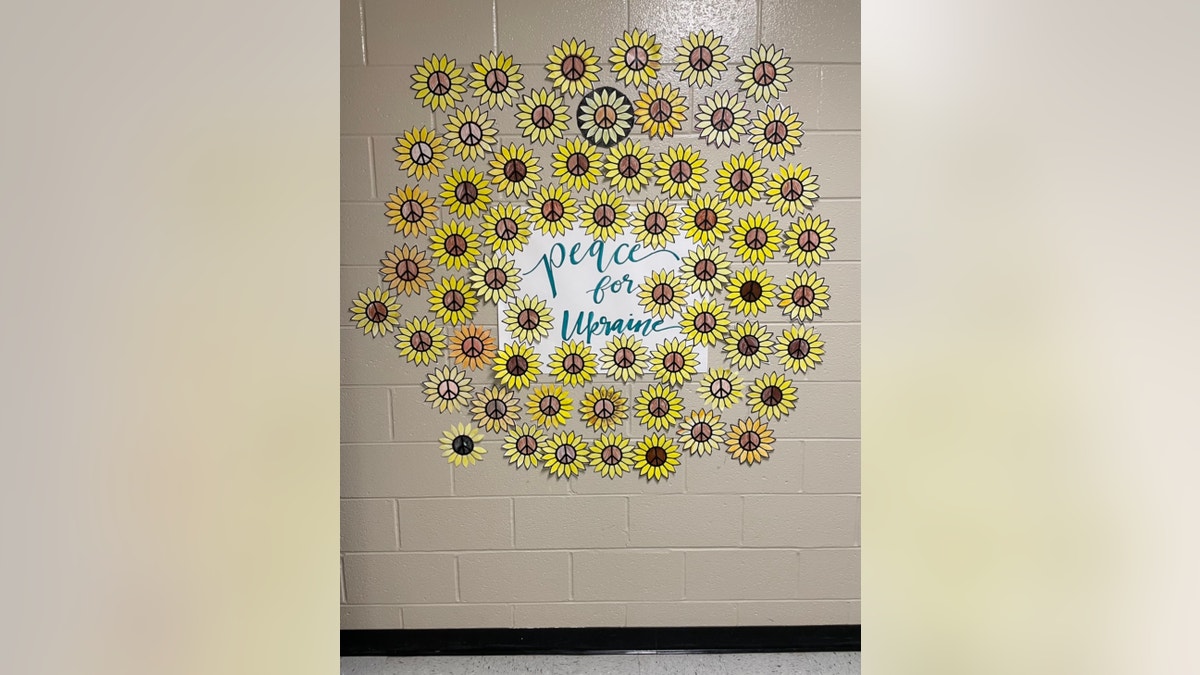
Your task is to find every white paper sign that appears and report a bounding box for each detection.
[499,229,708,370]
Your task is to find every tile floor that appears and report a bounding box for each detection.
[342,652,860,674]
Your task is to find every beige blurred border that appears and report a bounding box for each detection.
[5,0,1200,673]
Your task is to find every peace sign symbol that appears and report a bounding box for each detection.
[645,212,667,234]
[752,61,776,86]
[648,396,670,417]
[764,121,787,145]
[504,159,527,182]
[797,229,821,252]
[485,399,507,419]
[745,227,768,250]
[517,309,541,330]
[738,280,763,303]
[624,46,649,71]
[693,312,716,333]
[484,267,508,289]
[614,347,636,368]
[540,396,562,416]
[410,330,433,352]
[427,71,451,96]
[645,445,667,466]
[516,435,538,455]
[710,378,732,399]
[365,301,388,322]
[792,285,815,307]
[651,283,675,305]
[761,385,783,407]
[690,421,713,442]
[555,443,576,462]
[592,399,615,419]
[506,354,529,376]
[399,199,425,223]
[563,353,585,374]
[444,233,468,256]
[459,121,484,146]
[443,290,465,311]
[396,258,421,281]
[730,168,753,192]
[541,199,564,221]
[693,259,717,281]
[566,152,590,176]
[737,335,760,356]
[454,181,478,204]
[788,338,810,359]
[689,46,713,71]
[562,55,586,81]
[669,160,692,183]
[663,351,685,372]
[462,336,485,358]
[739,430,761,451]
[410,141,434,165]
[594,204,616,228]
[495,217,519,240]
[451,435,474,455]
[593,105,617,129]
[649,99,673,123]
[781,178,804,201]
[532,104,556,129]
[601,445,622,464]
[693,208,717,231]
[484,68,509,93]
[711,108,734,132]
[618,155,641,177]
[438,380,460,399]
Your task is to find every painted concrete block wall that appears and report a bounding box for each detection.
[341,0,859,629]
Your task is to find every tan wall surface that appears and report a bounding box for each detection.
[341,0,859,629]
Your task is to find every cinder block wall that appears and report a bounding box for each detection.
[341,0,859,629]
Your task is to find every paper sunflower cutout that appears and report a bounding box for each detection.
[750,105,804,159]
[470,52,523,108]
[441,423,485,467]
[380,244,433,296]
[579,386,629,433]
[526,384,574,428]
[634,384,685,431]
[725,417,774,464]
[674,30,728,86]
[481,204,533,255]
[393,127,448,181]
[493,342,541,390]
[785,214,837,266]
[748,372,798,420]
[543,430,590,478]
[637,269,689,319]
[677,410,725,455]
[726,267,777,317]
[696,92,749,147]
[650,338,701,386]
[548,340,598,387]
[603,138,654,194]
[516,88,572,145]
[679,245,732,295]
[653,145,706,199]
[526,185,579,236]
[449,324,497,370]
[731,213,782,264]
[716,153,768,207]
[424,365,474,414]
[469,254,522,305]
[581,190,629,241]
[470,386,522,433]
[395,316,446,366]
[611,29,661,87]
[429,220,482,271]
[634,434,682,481]
[777,325,825,374]
[428,275,479,326]
[778,270,830,322]
[577,87,635,148]
[350,287,400,337]
[600,334,649,381]
[546,38,601,97]
[737,44,792,102]
[589,434,634,478]
[444,107,498,162]
[631,198,680,249]
[634,83,687,139]
[552,138,603,191]
[679,298,732,347]
[698,367,745,411]
[503,424,546,469]
[488,143,542,197]
[412,55,467,111]
[766,164,819,216]
[439,167,492,220]
[682,194,733,244]
[724,321,774,370]
[502,295,555,344]
[384,185,437,237]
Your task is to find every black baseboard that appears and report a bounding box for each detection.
[341,625,860,656]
